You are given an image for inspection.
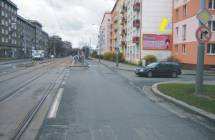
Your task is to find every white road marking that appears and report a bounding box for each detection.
[90,129,96,140]
[47,88,64,119]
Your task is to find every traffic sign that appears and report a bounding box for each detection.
[115,47,120,54]
[196,10,212,25]
[195,25,212,43]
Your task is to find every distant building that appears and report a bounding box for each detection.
[63,41,72,49]
[17,15,36,57]
[125,0,141,63]
[29,20,43,50]
[49,35,62,56]
[0,0,18,57]
[98,12,112,55]
[172,0,215,67]
[111,0,127,55]
[41,31,49,56]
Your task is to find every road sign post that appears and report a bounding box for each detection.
[195,0,212,95]
[115,48,119,68]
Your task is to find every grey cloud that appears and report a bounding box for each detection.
[12,0,115,47]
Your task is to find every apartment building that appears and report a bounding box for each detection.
[17,15,36,57]
[125,0,141,63]
[111,0,127,55]
[41,31,49,56]
[124,0,172,64]
[98,12,112,55]
[172,0,215,67]
[29,20,43,50]
[141,0,173,63]
[0,0,18,57]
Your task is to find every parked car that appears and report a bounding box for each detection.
[135,62,181,78]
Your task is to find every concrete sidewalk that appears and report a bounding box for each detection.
[98,59,215,76]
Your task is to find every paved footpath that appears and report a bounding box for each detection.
[37,60,215,140]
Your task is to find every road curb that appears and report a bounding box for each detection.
[182,73,215,76]
[151,81,215,124]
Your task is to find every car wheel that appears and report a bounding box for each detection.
[171,72,177,78]
[147,71,153,78]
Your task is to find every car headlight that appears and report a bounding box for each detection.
[140,69,144,72]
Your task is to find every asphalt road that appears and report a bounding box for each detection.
[0,58,70,140]
[0,59,51,76]
[38,60,215,140]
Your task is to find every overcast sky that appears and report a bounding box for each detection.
[12,0,115,48]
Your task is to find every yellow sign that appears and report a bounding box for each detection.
[160,18,169,32]
[197,10,212,25]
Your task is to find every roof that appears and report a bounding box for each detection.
[111,0,120,13]
[100,12,111,25]
[28,20,43,28]
[17,15,35,28]
[42,30,49,37]
[3,0,18,9]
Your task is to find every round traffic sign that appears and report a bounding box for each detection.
[195,25,212,43]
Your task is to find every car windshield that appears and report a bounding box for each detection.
[146,62,159,68]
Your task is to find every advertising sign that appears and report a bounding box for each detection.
[143,34,171,49]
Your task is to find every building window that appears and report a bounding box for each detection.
[208,20,215,32]
[176,27,179,37]
[176,9,179,19]
[182,44,187,54]
[207,44,215,55]
[182,25,187,41]
[1,10,4,16]
[209,0,215,9]
[2,37,5,43]
[1,19,4,25]
[183,4,187,16]
[1,2,4,7]
[175,45,179,54]
[2,29,4,34]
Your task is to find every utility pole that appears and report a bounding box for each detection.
[116,48,119,67]
[98,35,101,64]
[195,0,206,95]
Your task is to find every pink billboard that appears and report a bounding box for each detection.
[143,34,171,50]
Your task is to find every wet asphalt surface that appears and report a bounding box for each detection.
[37,60,215,140]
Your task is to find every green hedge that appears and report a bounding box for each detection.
[144,54,157,65]
[103,52,125,62]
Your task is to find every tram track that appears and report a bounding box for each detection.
[9,66,67,140]
[0,60,64,103]
[0,60,53,83]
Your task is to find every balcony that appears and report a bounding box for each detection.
[133,19,140,28]
[120,29,127,36]
[114,18,118,23]
[132,36,140,44]
[123,5,127,11]
[121,17,127,23]
[121,41,126,46]
[133,2,140,12]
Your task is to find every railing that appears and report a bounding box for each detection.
[132,36,140,44]
[133,2,140,12]
[133,19,140,28]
